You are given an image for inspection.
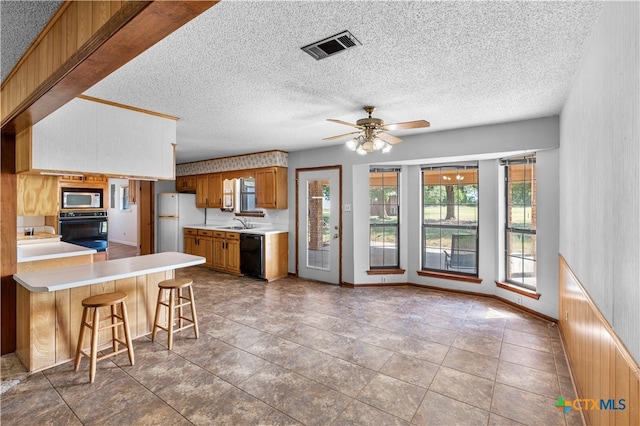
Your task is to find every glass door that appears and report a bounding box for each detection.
[297,168,340,284]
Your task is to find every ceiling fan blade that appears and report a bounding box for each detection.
[327,119,363,129]
[383,120,430,131]
[376,132,402,144]
[322,131,361,141]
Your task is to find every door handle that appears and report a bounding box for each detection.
[333,234,338,239]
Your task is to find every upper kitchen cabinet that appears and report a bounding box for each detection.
[16,96,177,180]
[256,167,287,209]
[196,173,222,208]
[175,175,197,193]
[17,175,59,216]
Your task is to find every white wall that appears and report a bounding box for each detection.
[288,116,560,318]
[108,178,137,246]
[559,2,639,361]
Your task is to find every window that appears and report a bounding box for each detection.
[240,177,256,212]
[369,168,400,269]
[503,156,536,290]
[422,164,478,275]
[120,185,130,211]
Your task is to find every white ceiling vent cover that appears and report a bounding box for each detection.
[301,30,361,60]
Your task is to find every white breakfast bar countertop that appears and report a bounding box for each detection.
[13,252,205,293]
[17,241,97,263]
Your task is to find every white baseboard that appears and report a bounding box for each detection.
[109,239,137,247]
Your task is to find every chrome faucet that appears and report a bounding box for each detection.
[233,217,248,229]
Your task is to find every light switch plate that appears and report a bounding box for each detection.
[343,204,352,212]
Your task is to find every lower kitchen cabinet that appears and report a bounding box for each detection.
[184,228,213,266]
[213,231,241,274]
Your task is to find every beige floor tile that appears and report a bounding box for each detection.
[276,379,352,426]
[237,363,308,407]
[379,353,439,388]
[502,329,552,353]
[491,383,565,425]
[452,332,502,358]
[500,342,557,374]
[442,346,500,380]
[413,390,490,425]
[357,373,426,421]
[188,387,272,425]
[307,357,376,397]
[334,399,408,426]
[496,360,560,399]
[430,366,494,411]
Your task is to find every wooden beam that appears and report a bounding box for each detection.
[2,0,218,135]
[1,134,18,354]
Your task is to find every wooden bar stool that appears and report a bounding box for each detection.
[74,291,134,383]
[152,278,199,350]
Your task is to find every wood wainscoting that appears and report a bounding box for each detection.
[559,254,639,425]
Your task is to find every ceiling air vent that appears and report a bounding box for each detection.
[301,30,361,60]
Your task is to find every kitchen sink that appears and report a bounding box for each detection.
[219,226,245,230]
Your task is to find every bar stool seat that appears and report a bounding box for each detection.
[152,278,199,350]
[74,291,134,383]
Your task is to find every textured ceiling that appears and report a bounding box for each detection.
[4,1,603,164]
[1,0,64,82]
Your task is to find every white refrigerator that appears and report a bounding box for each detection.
[157,193,205,253]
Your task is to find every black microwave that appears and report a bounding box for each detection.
[61,188,103,209]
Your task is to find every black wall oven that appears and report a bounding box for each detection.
[59,210,108,252]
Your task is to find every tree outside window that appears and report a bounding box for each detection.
[370,168,400,269]
[422,165,478,275]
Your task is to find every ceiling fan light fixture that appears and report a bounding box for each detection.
[382,143,392,153]
[372,138,385,151]
[356,145,367,155]
[346,139,358,151]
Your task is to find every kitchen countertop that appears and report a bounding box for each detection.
[17,241,96,263]
[14,252,205,292]
[184,224,288,235]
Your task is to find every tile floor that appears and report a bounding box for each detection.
[1,267,583,425]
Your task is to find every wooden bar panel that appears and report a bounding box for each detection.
[31,291,57,369]
[55,289,72,362]
[559,254,640,425]
[115,277,137,343]
[69,285,91,362]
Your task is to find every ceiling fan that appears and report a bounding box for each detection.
[323,106,430,155]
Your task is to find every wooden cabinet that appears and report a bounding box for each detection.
[176,175,197,193]
[212,231,241,274]
[17,175,59,216]
[256,167,287,209]
[59,175,108,184]
[183,228,213,266]
[196,173,222,208]
[263,232,288,281]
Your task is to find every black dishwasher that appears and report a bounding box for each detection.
[240,234,264,278]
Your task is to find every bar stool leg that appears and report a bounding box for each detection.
[89,307,100,383]
[177,287,184,330]
[111,304,118,353]
[167,288,175,350]
[120,300,135,366]
[188,285,199,338]
[151,288,163,343]
[74,307,89,371]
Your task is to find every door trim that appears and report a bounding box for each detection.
[295,165,342,284]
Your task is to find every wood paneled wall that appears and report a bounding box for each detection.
[559,255,640,425]
[1,1,124,123]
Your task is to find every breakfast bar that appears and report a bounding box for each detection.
[13,252,205,372]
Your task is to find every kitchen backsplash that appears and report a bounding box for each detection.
[176,150,288,176]
[204,208,288,229]
[17,216,46,227]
